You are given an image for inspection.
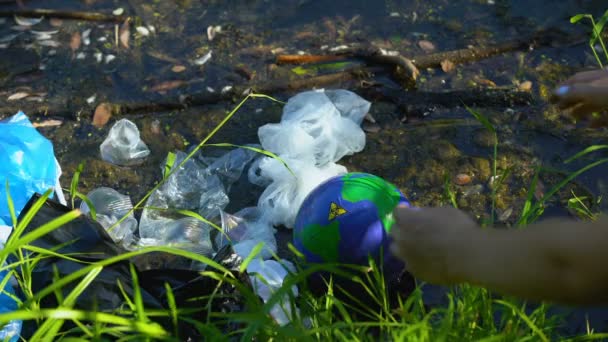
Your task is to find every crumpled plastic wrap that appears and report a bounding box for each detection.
[252,89,370,228]
[100,119,150,166]
[80,187,138,248]
[138,147,258,254]
[247,258,299,326]
[217,207,277,260]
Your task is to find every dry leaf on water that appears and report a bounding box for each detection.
[93,102,112,128]
[148,80,185,93]
[418,40,436,53]
[440,59,455,73]
[454,174,472,185]
[119,17,130,49]
[518,80,532,92]
[171,65,186,73]
[7,92,29,101]
[33,119,62,128]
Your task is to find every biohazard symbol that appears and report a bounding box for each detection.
[328,202,347,221]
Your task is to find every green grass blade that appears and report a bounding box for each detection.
[564,145,608,163]
[239,242,264,273]
[494,299,549,342]
[31,266,103,340]
[164,282,179,337]
[4,180,17,229]
[1,209,81,259]
[129,263,147,324]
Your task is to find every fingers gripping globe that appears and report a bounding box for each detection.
[294,172,411,266]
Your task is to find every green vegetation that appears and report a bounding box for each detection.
[0,91,606,341]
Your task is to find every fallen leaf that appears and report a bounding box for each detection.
[418,40,436,53]
[33,119,62,128]
[148,80,185,93]
[518,80,532,92]
[7,92,29,101]
[440,59,455,73]
[93,102,112,128]
[454,173,472,185]
[70,31,81,52]
[171,65,186,73]
[474,77,497,88]
[119,17,130,49]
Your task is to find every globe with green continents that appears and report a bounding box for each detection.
[294,172,412,267]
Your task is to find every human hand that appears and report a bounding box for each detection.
[550,69,608,126]
[389,206,479,284]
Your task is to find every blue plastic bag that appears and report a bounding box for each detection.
[0,111,65,341]
[0,111,59,226]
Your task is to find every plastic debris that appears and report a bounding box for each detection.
[252,89,370,227]
[80,187,138,248]
[247,259,299,326]
[100,119,150,166]
[138,148,257,256]
[0,111,66,228]
[217,207,277,260]
[0,111,69,341]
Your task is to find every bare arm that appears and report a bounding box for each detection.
[390,206,608,305]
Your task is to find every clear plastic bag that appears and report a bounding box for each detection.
[252,89,370,228]
[100,119,150,166]
[247,258,299,326]
[217,207,277,260]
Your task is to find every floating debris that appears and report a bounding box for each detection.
[76,52,86,59]
[171,65,186,73]
[193,51,212,65]
[518,80,532,92]
[105,54,116,63]
[221,85,233,94]
[94,52,103,63]
[82,28,92,46]
[38,40,60,47]
[207,25,222,41]
[136,26,150,36]
[206,86,215,93]
[31,30,58,40]
[93,102,112,128]
[149,80,186,93]
[14,16,43,27]
[86,95,97,104]
[7,92,30,101]
[113,8,125,16]
[97,36,107,42]
[418,40,436,53]
[441,59,455,73]
[455,173,472,185]
[32,119,62,128]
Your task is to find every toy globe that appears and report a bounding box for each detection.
[294,172,411,266]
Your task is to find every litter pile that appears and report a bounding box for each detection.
[0,88,372,335]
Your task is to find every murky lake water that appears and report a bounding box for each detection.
[1,0,608,336]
